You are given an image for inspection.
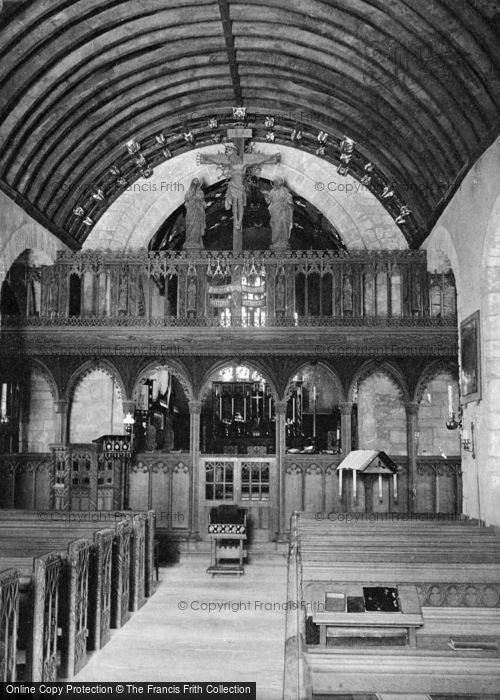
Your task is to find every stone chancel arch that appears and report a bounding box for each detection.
[84,144,406,251]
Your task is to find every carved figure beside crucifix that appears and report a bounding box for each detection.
[197,141,281,252]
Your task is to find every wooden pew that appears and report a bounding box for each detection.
[289,511,500,698]
[0,544,81,681]
[0,522,126,644]
[307,648,500,696]
[0,533,96,679]
[0,507,156,682]
[0,509,156,601]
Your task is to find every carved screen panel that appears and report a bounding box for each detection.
[284,464,303,527]
[69,540,90,676]
[99,532,113,647]
[304,465,323,512]
[0,569,19,682]
[111,524,130,628]
[171,463,190,530]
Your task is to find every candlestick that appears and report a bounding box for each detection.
[312,385,317,438]
[269,396,272,417]
[378,474,383,499]
[448,385,453,415]
[1,383,7,417]
[231,397,234,416]
[243,395,247,422]
[219,396,222,420]
[292,396,295,422]
[336,427,340,441]
[353,469,357,499]
[339,468,343,497]
[393,473,398,499]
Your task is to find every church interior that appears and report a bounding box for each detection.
[0,1,500,697]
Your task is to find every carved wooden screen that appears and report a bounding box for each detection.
[0,569,19,682]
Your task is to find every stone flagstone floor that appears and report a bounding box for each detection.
[75,554,288,699]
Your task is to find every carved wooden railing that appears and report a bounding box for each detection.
[2,249,456,328]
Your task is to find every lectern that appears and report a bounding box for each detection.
[207,505,247,576]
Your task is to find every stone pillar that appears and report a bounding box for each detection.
[54,401,69,445]
[339,402,353,456]
[189,400,202,540]
[406,402,419,514]
[275,400,288,541]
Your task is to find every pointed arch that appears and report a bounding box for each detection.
[28,358,59,402]
[197,358,279,402]
[132,359,193,403]
[348,359,410,404]
[413,359,459,404]
[63,358,127,403]
[283,361,345,403]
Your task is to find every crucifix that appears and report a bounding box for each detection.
[197,127,281,252]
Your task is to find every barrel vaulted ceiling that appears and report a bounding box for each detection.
[0,0,499,251]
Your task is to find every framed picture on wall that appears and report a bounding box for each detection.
[460,310,481,403]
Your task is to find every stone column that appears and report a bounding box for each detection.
[275,400,288,541]
[339,402,353,456]
[54,400,69,445]
[406,402,419,514]
[189,400,202,540]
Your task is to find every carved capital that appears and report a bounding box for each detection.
[275,401,288,415]
[122,400,136,415]
[188,400,202,414]
[405,402,419,416]
[338,402,353,415]
[54,401,69,414]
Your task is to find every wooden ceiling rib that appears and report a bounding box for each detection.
[0,0,498,251]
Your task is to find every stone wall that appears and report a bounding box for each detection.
[21,367,55,452]
[418,373,460,457]
[0,190,66,288]
[84,144,405,252]
[69,369,124,443]
[426,134,500,525]
[357,372,406,455]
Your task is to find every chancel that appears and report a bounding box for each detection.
[0,1,500,697]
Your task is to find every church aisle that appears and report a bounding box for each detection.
[75,553,288,699]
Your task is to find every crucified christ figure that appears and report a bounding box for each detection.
[197,144,281,251]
